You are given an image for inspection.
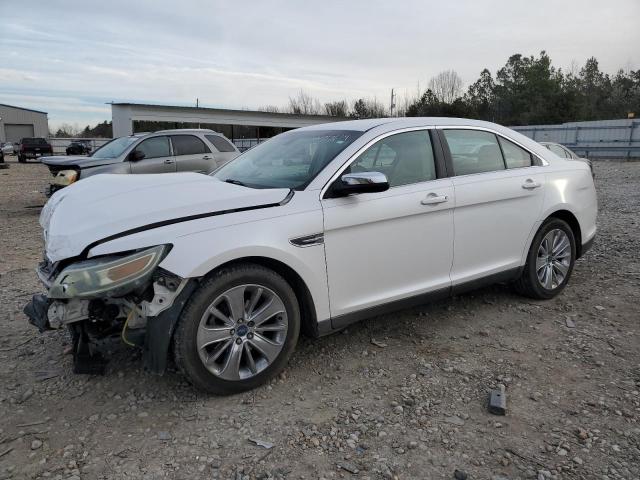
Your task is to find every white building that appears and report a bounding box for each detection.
[111,103,342,150]
[0,104,49,142]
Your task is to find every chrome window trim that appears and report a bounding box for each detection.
[320,126,437,199]
[436,125,549,169]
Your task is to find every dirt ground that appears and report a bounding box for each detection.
[0,159,639,480]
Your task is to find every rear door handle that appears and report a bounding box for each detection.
[421,193,448,205]
[522,179,541,189]
[203,155,212,160]
[164,159,174,164]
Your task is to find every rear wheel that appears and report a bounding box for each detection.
[515,218,576,299]
[173,264,300,394]
[18,154,26,163]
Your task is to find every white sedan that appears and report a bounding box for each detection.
[25,117,597,394]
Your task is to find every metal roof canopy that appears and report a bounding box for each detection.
[111,102,341,138]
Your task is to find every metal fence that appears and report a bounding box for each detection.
[512,119,640,160]
[48,138,111,155]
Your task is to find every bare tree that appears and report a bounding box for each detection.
[324,100,348,117]
[288,90,322,115]
[428,70,464,103]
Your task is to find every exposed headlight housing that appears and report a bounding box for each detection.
[52,170,78,186]
[49,245,168,299]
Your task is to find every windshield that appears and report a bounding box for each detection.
[91,136,140,159]
[213,129,363,190]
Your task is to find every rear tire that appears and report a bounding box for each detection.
[173,263,300,395]
[18,154,26,163]
[515,218,576,299]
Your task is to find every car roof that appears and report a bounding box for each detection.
[298,117,520,133]
[152,128,222,135]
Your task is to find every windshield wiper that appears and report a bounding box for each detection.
[225,179,246,186]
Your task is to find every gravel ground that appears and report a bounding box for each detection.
[0,159,639,480]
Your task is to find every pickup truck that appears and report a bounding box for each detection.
[18,137,53,162]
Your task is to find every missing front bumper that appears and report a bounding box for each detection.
[23,294,52,332]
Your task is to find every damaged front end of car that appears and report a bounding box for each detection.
[24,244,195,375]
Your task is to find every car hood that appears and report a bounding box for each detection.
[41,156,122,169]
[41,173,290,262]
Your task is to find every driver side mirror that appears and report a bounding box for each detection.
[328,172,389,198]
[129,150,145,161]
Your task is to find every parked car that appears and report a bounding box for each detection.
[66,140,92,156]
[1,142,18,155]
[18,137,53,162]
[41,129,239,196]
[539,141,593,176]
[25,118,597,394]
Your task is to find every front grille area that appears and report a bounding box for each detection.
[46,164,78,178]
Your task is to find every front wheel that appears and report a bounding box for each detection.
[515,218,576,299]
[173,264,300,394]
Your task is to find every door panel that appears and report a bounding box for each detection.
[172,135,213,173]
[130,136,175,174]
[451,168,545,282]
[323,178,454,317]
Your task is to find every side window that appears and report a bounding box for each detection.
[171,135,211,156]
[548,144,569,158]
[443,129,505,175]
[134,136,170,159]
[498,137,533,168]
[349,130,436,187]
[205,135,236,153]
[561,146,577,159]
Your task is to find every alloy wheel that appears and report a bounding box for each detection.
[196,284,288,381]
[536,229,571,290]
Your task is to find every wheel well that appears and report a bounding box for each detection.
[206,257,319,338]
[547,210,583,258]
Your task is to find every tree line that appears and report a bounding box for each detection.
[63,51,640,138]
[277,51,640,125]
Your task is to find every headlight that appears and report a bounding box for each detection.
[49,245,168,298]
[52,170,78,186]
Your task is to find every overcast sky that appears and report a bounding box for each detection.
[1,0,639,130]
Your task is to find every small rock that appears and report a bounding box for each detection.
[337,462,359,474]
[557,448,568,456]
[594,305,605,311]
[565,317,576,328]
[454,469,468,480]
[137,412,149,418]
[573,456,583,465]
[444,416,465,427]
[31,439,42,450]
[393,405,404,414]
[157,431,171,440]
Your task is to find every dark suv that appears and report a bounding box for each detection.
[66,140,92,156]
[18,137,53,162]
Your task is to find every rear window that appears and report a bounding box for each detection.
[171,135,211,155]
[22,138,48,145]
[205,135,236,152]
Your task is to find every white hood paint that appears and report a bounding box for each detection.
[41,173,289,262]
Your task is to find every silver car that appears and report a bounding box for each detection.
[42,129,240,196]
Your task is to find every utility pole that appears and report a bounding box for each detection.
[389,89,396,117]
[196,98,199,108]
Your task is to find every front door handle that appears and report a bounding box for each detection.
[164,159,174,164]
[421,193,448,205]
[203,155,212,160]
[522,179,541,190]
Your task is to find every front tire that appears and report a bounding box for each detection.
[515,218,576,299]
[173,263,300,394]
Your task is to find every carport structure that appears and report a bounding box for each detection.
[111,102,342,150]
